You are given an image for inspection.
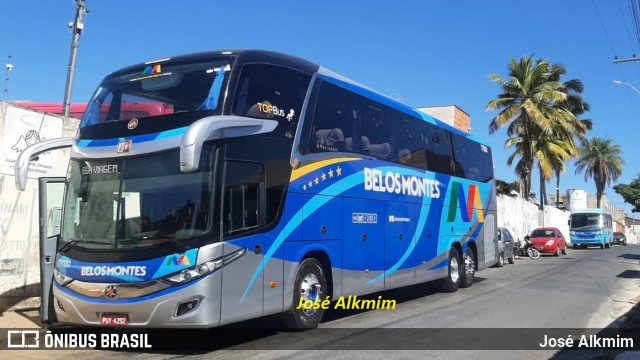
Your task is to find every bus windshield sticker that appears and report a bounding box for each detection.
[81,164,119,175]
[129,64,174,83]
[254,101,294,120]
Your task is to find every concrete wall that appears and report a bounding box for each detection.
[416,105,471,133]
[497,194,639,245]
[496,194,569,241]
[0,102,78,312]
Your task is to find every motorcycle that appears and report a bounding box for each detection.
[514,236,540,259]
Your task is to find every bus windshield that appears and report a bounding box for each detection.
[81,57,232,127]
[570,213,603,231]
[61,149,212,250]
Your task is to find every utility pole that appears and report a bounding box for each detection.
[3,55,12,100]
[614,55,640,64]
[62,0,88,117]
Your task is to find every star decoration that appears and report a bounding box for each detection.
[302,165,346,191]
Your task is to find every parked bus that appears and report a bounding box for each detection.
[15,50,497,329]
[568,208,613,249]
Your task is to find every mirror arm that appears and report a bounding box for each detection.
[180,116,278,172]
[15,137,75,191]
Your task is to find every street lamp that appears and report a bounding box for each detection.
[613,80,640,96]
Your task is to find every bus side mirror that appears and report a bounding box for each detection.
[180,116,278,172]
[567,219,570,225]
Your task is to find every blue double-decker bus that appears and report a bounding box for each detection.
[569,208,613,249]
[16,50,497,329]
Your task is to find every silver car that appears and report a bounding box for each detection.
[496,227,516,267]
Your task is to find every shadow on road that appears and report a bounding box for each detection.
[38,279,490,355]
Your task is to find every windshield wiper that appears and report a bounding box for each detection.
[121,235,191,252]
[59,240,112,254]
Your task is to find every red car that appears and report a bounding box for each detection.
[527,227,567,256]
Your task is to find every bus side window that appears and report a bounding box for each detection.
[223,161,265,236]
[396,116,427,169]
[423,124,454,176]
[309,81,357,153]
[232,63,311,129]
[357,96,392,159]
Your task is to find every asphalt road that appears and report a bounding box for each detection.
[3,244,640,359]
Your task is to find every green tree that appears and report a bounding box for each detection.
[613,175,640,213]
[496,179,520,197]
[575,137,624,208]
[547,64,592,207]
[487,56,590,203]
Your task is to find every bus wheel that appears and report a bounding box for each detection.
[460,247,475,288]
[439,249,461,293]
[281,258,327,330]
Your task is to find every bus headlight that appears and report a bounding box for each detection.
[162,248,246,285]
[54,269,74,286]
[164,259,223,285]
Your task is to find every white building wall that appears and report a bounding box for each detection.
[496,195,569,242]
[0,102,78,311]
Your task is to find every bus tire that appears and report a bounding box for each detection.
[460,247,475,288]
[281,258,327,330]
[439,249,461,293]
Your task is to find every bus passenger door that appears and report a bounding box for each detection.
[219,160,266,325]
[220,234,265,325]
[38,177,66,324]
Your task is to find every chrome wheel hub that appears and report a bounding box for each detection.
[300,273,322,315]
[450,256,460,283]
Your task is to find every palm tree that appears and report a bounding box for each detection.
[574,137,624,208]
[504,121,577,207]
[547,63,592,207]
[487,56,584,200]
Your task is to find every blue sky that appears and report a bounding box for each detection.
[2,0,640,215]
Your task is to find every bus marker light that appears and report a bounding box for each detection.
[270,281,278,288]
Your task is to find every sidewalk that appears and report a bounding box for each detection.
[0,309,43,329]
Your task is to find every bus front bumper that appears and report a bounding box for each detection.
[52,273,222,328]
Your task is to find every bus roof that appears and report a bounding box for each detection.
[104,49,490,148]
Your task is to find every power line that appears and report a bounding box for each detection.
[593,0,620,56]
[619,0,640,53]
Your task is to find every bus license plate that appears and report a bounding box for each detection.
[100,313,129,326]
